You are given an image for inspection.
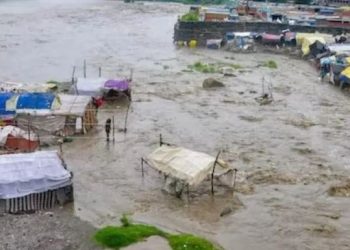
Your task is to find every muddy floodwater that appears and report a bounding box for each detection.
[1,1,350,250]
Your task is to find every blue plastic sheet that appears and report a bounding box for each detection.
[16,93,55,109]
[0,93,15,117]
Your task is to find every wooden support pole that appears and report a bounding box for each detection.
[83,60,86,78]
[141,158,144,177]
[112,115,115,142]
[71,66,76,85]
[159,134,162,146]
[123,102,130,133]
[232,169,238,196]
[211,151,221,195]
[99,67,102,78]
[27,115,31,152]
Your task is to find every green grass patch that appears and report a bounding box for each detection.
[94,215,220,250]
[168,234,218,250]
[188,62,217,73]
[262,60,278,69]
[187,61,243,74]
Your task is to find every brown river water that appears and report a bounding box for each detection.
[1,1,350,249]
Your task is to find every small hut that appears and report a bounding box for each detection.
[0,150,73,213]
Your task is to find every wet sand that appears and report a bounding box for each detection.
[1,1,350,250]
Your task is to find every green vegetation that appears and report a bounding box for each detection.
[46,80,60,84]
[168,234,218,250]
[94,215,220,250]
[188,61,243,73]
[262,60,278,69]
[181,11,199,22]
[294,0,312,4]
[188,61,217,73]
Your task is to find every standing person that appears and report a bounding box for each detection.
[105,118,111,142]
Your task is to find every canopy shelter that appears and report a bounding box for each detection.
[146,145,231,187]
[75,77,132,101]
[143,142,235,199]
[0,151,73,213]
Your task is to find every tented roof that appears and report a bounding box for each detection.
[0,151,72,199]
[0,125,38,146]
[146,145,231,186]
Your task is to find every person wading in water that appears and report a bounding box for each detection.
[105,118,112,142]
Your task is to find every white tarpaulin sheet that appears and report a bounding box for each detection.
[0,125,38,146]
[76,78,106,96]
[146,145,230,186]
[0,151,72,199]
[55,94,91,116]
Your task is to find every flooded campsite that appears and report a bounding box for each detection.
[1,0,350,250]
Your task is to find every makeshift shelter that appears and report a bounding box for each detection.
[144,145,233,197]
[339,66,350,88]
[330,62,347,85]
[14,94,96,142]
[296,34,326,56]
[206,39,222,49]
[0,93,15,126]
[0,125,39,152]
[102,79,132,101]
[259,33,283,45]
[309,40,328,58]
[75,77,132,101]
[75,78,106,96]
[0,151,73,213]
[6,92,61,115]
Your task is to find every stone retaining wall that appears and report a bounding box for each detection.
[174,21,350,46]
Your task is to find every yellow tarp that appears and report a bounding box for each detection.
[340,66,350,78]
[345,57,350,64]
[296,33,326,56]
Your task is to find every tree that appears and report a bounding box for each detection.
[294,0,312,4]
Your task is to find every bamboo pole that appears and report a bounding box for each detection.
[211,151,221,195]
[99,67,102,78]
[27,115,31,152]
[123,102,130,133]
[83,60,86,78]
[112,115,115,142]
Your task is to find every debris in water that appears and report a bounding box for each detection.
[328,181,350,197]
[202,78,225,88]
[239,115,264,122]
[306,223,337,236]
[246,168,297,185]
[220,195,244,217]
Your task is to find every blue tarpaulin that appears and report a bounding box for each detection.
[0,93,15,118]
[16,93,55,110]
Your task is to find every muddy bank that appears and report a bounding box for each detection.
[0,208,100,250]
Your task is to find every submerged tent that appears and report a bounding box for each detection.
[146,145,231,187]
[0,150,73,213]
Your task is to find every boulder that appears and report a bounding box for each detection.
[202,78,224,88]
